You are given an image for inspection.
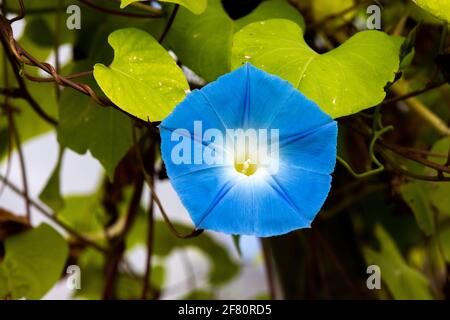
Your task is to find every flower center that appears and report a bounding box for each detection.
[235,158,258,176]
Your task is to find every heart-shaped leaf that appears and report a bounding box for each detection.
[232,19,401,118]
[413,0,450,24]
[165,0,304,82]
[0,224,68,299]
[94,28,189,122]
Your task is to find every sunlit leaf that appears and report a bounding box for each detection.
[363,225,433,299]
[232,19,401,118]
[312,0,355,28]
[412,0,450,24]
[93,28,189,122]
[165,0,304,82]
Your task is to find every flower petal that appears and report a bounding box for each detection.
[278,121,338,175]
[267,80,335,140]
[197,177,311,237]
[267,164,332,223]
[168,166,238,226]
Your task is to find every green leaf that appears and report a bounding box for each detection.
[399,22,421,63]
[39,148,65,212]
[232,235,242,257]
[93,28,189,122]
[166,0,304,82]
[312,0,355,28]
[232,19,401,118]
[0,224,68,299]
[57,194,105,235]
[399,181,435,236]
[58,61,134,181]
[363,224,433,299]
[412,0,450,24]
[423,137,450,216]
[440,225,450,264]
[120,0,207,14]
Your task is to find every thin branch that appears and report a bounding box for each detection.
[53,0,63,100]
[8,0,24,23]
[24,70,94,83]
[7,106,31,221]
[261,238,276,300]
[391,81,450,136]
[379,140,450,174]
[133,126,203,239]
[379,150,450,182]
[141,189,155,299]
[0,28,58,125]
[381,80,447,106]
[103,176,144,300]
[315,230,363,298]
[0,15,154,127]
[141,142,155,300]
[159,4,179,43]
[2,21,31,222]
[0,173,108,252]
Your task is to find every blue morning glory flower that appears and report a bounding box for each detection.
[159,63,337,237]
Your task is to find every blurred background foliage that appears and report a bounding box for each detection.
[0,0,450,300]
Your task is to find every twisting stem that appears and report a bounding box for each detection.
[24,70,94,83]
[337,126,394,178]
[7,106,31,221]
[380,80,447,106]
[261,238,276,300]
[2,19,31,222]
[133,126,203,239]
[0,28,58,125]
[378,149,450,182]
[103,176,144,300]
[379,140,450,174]
[8,0,24,23]
[54,0,63,100]
[0,31,13,200]
[159,4,179,43]
[0,14,153,127]
[141,142,156,300]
